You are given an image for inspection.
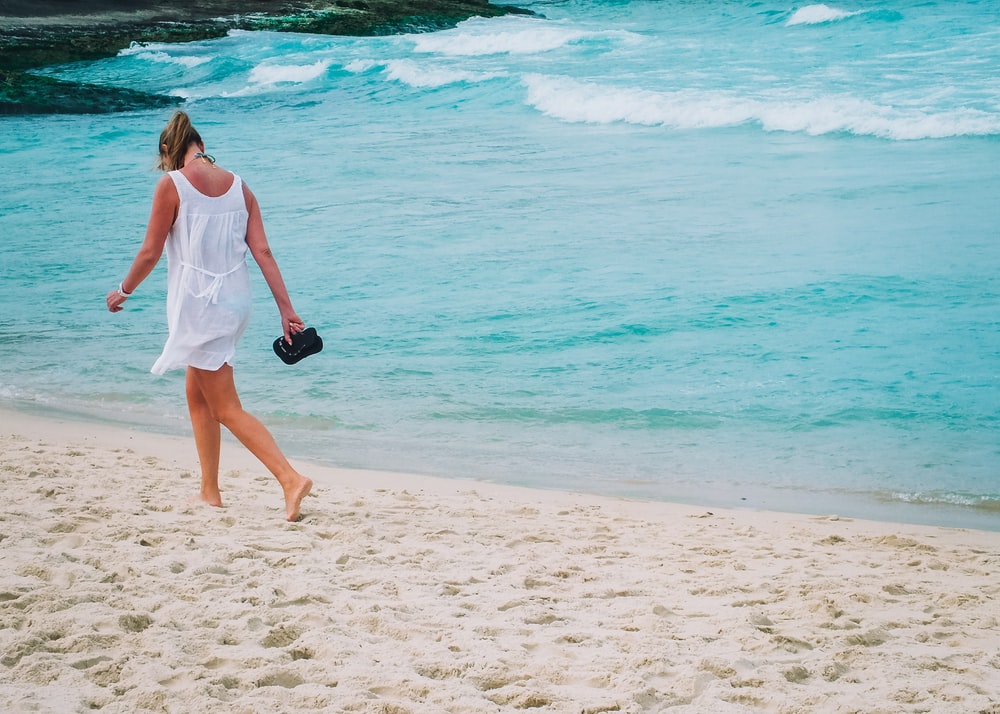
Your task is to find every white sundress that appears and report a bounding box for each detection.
[150,170,252,375]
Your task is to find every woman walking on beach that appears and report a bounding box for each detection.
[106,110,313,522]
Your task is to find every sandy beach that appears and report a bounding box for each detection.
[1,406,998,713]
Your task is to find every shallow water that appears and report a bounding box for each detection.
[2,0,998,528]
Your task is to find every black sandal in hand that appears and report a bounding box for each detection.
[273,327,323,365]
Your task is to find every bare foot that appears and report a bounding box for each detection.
[187,493,223,508]
[283,476,312,522]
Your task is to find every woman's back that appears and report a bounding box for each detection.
[167,168,248,275]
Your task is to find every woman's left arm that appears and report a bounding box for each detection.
[243,183,304,344]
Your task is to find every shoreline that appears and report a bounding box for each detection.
[3,403,999,537]
[4,400,998,533]
[0,0,533,114]
[2,404,998,711]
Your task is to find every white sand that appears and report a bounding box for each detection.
[2,407,998,713]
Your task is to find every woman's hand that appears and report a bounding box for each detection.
[107,289,128,313]
[282,311,305,344]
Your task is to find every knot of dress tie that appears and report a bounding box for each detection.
[181,262,243,304]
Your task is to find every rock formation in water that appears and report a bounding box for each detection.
[0,0,533,114]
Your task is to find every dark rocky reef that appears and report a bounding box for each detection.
[0,0,533,114]
[0,68,178,114]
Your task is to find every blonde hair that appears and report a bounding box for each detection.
[157,110,203,171]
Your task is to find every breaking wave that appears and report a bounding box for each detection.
[522,74,1000,140]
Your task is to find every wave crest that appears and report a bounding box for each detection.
[118,42,211,67]
[248,59,332,86]
[384,59,503,88]
[787,4,865,26]
[522,75,1000,140]
[411,18,637,56]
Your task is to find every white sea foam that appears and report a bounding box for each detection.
[171,60,333,99]
[118,42,211,67]
[522,74,1000,139]
[247,59,332,86]
[787,4,865,26]
[411,18,634,56]
[345,59,379,74]
[758,97,1000,139]
[384,60,502,88]
[523,75,747,128]
[118,41,167,56]
[133,51,212,68]
[345,57,502,87]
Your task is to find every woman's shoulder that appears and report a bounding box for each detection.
[240,178,257,205]
[155,172,182,199]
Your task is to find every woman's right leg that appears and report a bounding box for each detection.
[188,364,312,521]
[186,366,223,507]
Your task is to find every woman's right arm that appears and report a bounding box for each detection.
[107,175,179,312]
[242,183,304,344]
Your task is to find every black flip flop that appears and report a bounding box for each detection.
[273,327,323,365]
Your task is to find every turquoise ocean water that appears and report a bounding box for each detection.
[1,0,998,529]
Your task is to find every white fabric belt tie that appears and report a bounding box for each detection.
[181,261,243,304]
